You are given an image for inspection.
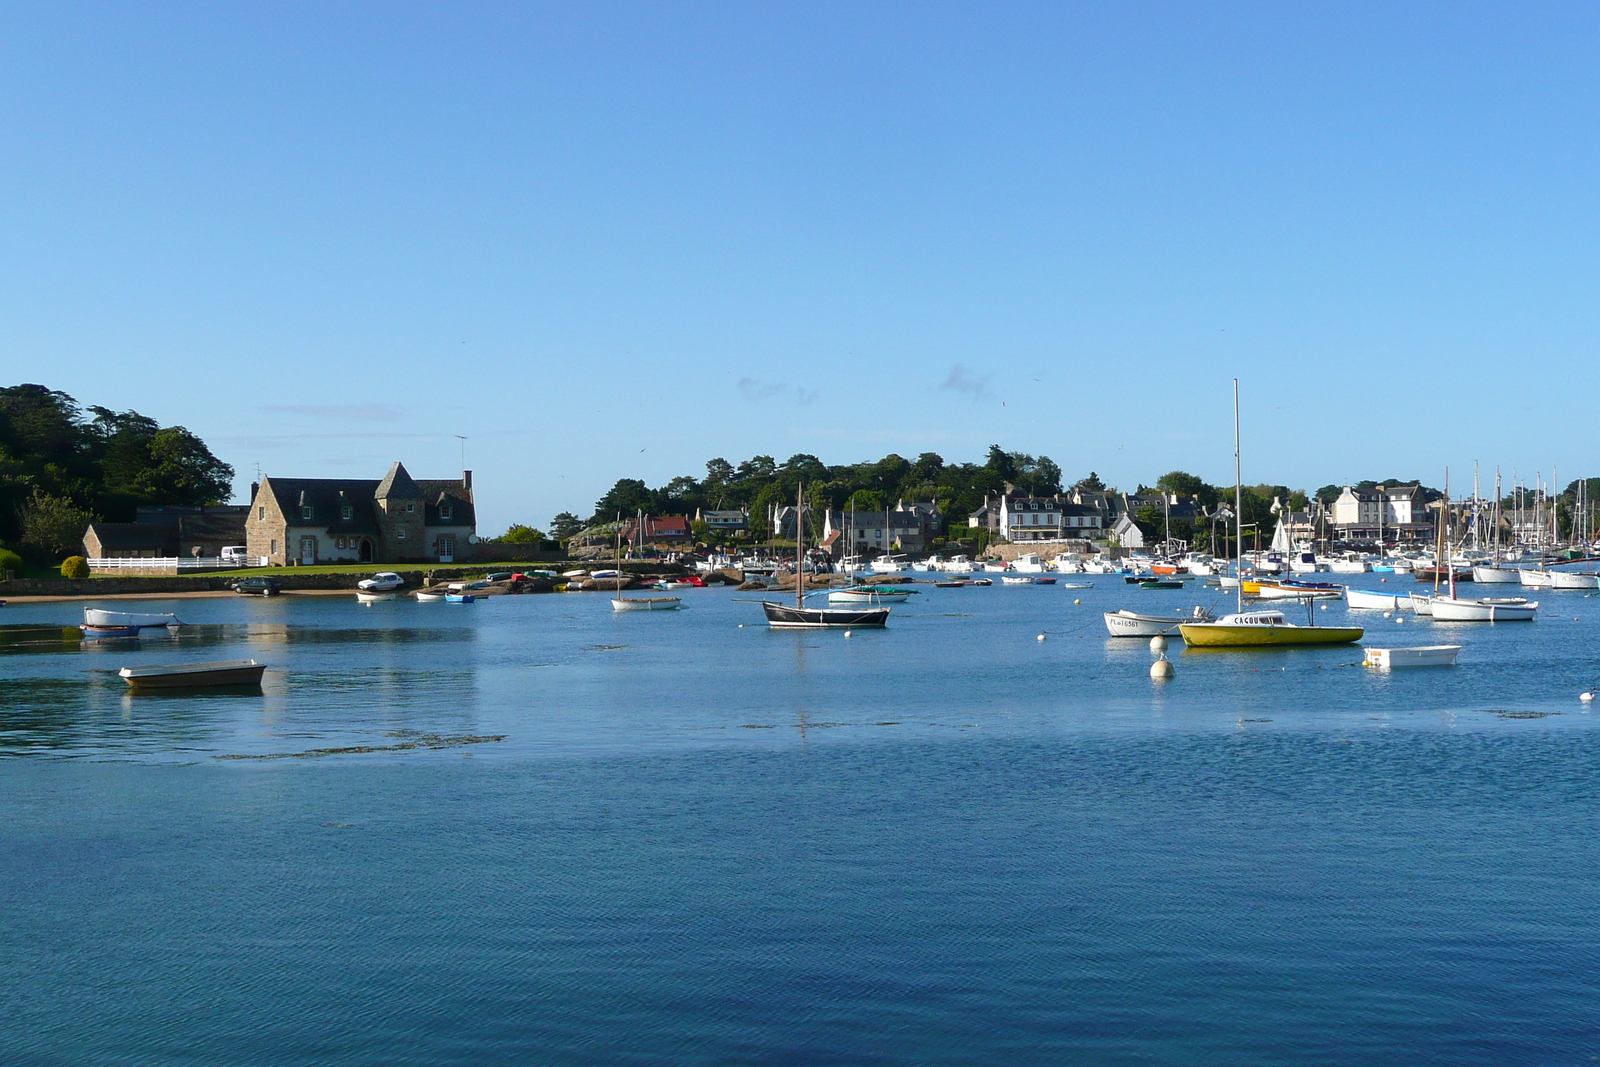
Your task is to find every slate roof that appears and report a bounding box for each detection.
[259,478,384,535]
[85,522,178,552]
[179,511,248,543]
[375,462,422,500]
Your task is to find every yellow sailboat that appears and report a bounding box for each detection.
[1180,380,1363,650]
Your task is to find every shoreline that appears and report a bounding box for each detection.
[2,589,359,604]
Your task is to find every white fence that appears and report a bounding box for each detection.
[88,556,269,571]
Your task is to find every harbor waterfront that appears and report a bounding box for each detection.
[5,575,1600,1064]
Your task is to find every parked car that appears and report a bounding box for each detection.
[357,572,405,592]
[232,576,281,596]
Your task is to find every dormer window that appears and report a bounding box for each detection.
[301,506,313,520]
[440,504,453,520]
[341,506,353,520]
[405,503,415,514]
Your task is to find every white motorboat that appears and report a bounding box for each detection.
[1472,565,1520,584]
[1328,558,1370,574]
[1103,607,1214,638]
[1430,597,1538,622]
[943,555,975,574]
[869,555,909,574]
[1345,588,1407,611]
[1519,570,1554,589]
[1000,576,1035,585]
[357,571,404,592]
[1549,571,1600,590]
[1364,645,1462,669]
[83,608,180,629]
[1011,553,1047,573]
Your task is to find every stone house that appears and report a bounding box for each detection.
[970,487,1105,543]
[245,462,477,565]
[82,505,249,560]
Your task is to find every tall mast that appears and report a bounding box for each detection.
[1233,378,1242,616]
[795,482,805,609]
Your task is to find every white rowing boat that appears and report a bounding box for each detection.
[1364,645,1461,668]
[84,608,180,628]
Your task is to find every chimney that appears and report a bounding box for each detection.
[462,469,472,490]
[250,482,259,502]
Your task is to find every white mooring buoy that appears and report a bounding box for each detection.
[844,630,853,637]
[1150,655,1175,680]
[1037,633,1046,642]
[1149,635,1167,652]
[1582,692,1594,704]
[1073,598,1081,605]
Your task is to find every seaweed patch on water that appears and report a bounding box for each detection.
[214,731,506,760]
[583,645,625,652]
[1482,709,1558,720]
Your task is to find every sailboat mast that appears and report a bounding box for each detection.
[1233,378,1242,616]
[795,482,805,609]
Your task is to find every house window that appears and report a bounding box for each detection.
[271,540,278,554]
[336,538,346,549]
[440,504,452,520]
[398,527,406,539]
[301,506,313,520]
[257,506,265,520]
[341,506,353,520]
[405,503,415,514]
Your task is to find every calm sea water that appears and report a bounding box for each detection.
[4,577,1600,1065]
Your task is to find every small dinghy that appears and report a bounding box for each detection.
[415,591,445,602]
[355,591,397,603]
[119,659,267,689]
[84,608,180,629]
[1060,582,1093,589]
[1001,576,1035,585]
[445,594,478,604]
[1364,645,1461,669]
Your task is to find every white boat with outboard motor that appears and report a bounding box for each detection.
[1364,645,1462,669]
[1103,606,1215,638]
[84,608,180,629]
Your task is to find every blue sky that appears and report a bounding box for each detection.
[3,2,1598,530]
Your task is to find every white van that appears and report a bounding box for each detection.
[221,546,250,562]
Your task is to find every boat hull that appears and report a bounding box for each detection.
[1177,623,1364,647]
[1103,610,1201,637]
[84,609,179,628]
[119,659,266,689]
[1549,572,1599,590]
[827,590,909,603]
[611,597,683,611]
[762,602,888,628]
[1471,567,1520,584]
[1429,598,1538,622]
[1364,645,1461,668]
[1345,588,1405,611]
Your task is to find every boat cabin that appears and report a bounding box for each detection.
[1218,611,1288,626]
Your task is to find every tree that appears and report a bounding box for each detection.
[128,427,234,505]
[1314,485,1342,505]
[704,458,734,486]
[985,444,1017,482]
[1155,471,1206,498]
[734,455,776,482]
[592,478,656,520]
[498,524,544,543]
[549,512,584,540]
[20,488,95,558]
[1072,471,1106,492]
[1020,455,1062,496]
